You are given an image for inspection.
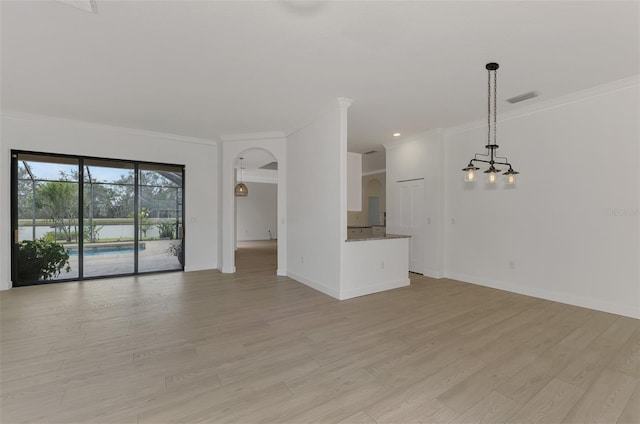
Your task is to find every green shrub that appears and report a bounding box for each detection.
[17,239,71,282]
[45,230,78,242]
[157,221,176,239]
[167,240,184,267]
[84,223,104,242]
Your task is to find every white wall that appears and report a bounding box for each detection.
[385,129,445,278]
[286,100,348,298]
[386,77,639,318]
[0,113,219,290]
[341,238,410,299]
[221,137,286,275]
[446,78,639,319]
[362,150,385,173]
[236,182,277,241]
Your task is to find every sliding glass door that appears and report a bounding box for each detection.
[138,164,183,273]
[11,151,185,286]
[82,159,136,278]
[14,154,80,283]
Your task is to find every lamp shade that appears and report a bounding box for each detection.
[234,182,248,197]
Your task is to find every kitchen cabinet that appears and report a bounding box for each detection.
[347,227,372,237]
[372,226,385,236]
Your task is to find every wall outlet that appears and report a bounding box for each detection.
[509,260,515,269]
[381,260,385,269]
[427,217,431,224]
[301,256,304,264]
[451,218,456,224]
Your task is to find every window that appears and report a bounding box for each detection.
[11,151,185,285]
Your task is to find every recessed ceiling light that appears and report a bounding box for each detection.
[393,133,401,137]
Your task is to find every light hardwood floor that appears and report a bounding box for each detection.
[1,240,639,423]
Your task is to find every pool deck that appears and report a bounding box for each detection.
[64,239,181,278]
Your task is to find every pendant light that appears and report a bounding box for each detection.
[462,63,519,184]
[234,157,248,197]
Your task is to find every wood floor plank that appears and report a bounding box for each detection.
[601,316,640,343]
[559,312,619,350]
[562,367,638,424]
[610,329,640,378]
[1,240,639,424]
[556,335,622,389]
[364,355,485,422]
[335,410,378,424]
[506,378,585,424]
[450,391,521,424]
[436,348,538,413]
[617,379,640,424]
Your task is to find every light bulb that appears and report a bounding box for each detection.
[465,169,476,182]
[487,172,497,184]
[507,174,516,184]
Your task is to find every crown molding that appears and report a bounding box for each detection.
[219,131,286,142]
[1,110,219,146]
[445,74,640,136]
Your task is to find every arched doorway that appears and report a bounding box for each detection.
[233,149,278,273]
[221,138,286,276]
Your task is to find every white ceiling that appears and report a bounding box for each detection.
[1,1,638,153]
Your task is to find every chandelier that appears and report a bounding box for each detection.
[462,63,519,184]
[234,157,248,197]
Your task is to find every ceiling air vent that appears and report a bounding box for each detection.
[56,0,99,13]
[506,91,539,104]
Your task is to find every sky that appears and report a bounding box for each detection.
[20,161,133,183]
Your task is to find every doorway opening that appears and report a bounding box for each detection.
[233,149,278,274]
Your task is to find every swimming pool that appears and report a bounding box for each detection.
[68,244,146,256]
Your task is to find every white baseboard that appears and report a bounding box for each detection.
[339,279,410,300]
[445,272,640,319]
[423,268,443,279]
[287,271,340,299]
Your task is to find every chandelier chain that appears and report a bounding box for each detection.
[487,70,491,147]
[493,69,497,146]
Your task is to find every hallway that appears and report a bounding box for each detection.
[235,240,277,274]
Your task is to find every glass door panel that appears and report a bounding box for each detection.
[15,154,79,284]
[82,160,135,277]
[138,164,184,273]
[13,151,186,286]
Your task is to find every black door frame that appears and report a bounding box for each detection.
[10,149,186,286]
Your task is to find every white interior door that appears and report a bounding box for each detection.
[396,179,424,274]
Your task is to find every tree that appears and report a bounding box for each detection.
[36,181,78,242]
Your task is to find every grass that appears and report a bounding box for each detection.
[18,218,180,227]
